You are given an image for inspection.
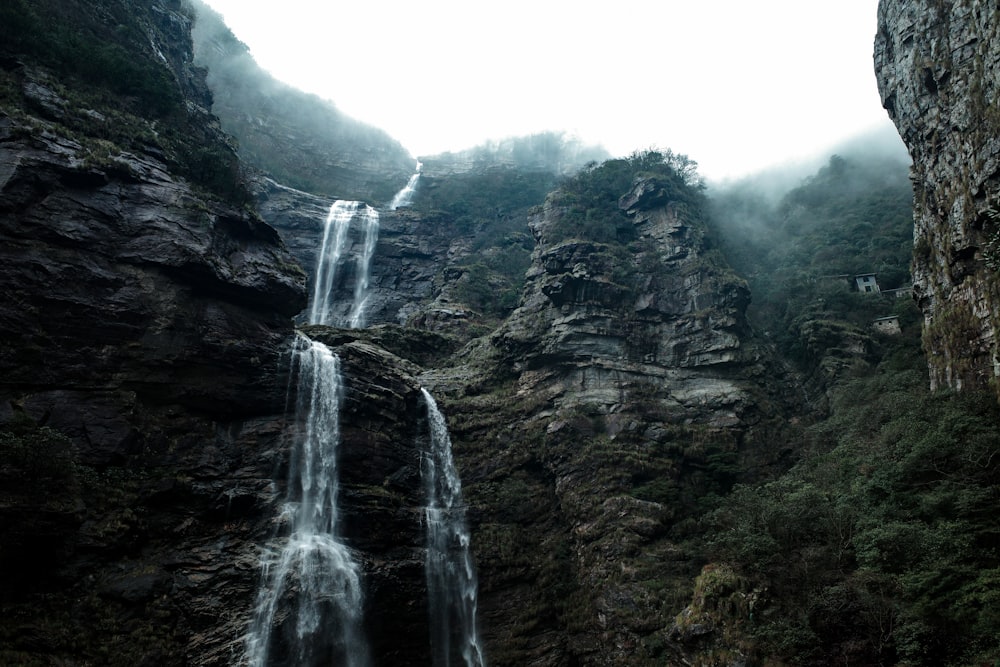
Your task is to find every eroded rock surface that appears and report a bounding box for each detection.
[0,126,305,412]
[876,0,1000,392]
[419,176,797,666]
[495,176,760,420]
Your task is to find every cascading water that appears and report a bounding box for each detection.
[389,163,421,210]
[245,167,464,665]
[244,334,370,667]
[308,200,379,328]
[347,205,379,329]
[310,168,420,327]
[309,200,359,326]
[420,388,486,667]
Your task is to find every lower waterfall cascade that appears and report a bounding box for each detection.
[243,334,370,667]
[421,388,486,667]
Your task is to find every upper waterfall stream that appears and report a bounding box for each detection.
[309,166,419,327]
[308,200,379,328]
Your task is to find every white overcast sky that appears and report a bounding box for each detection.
[199,0,900,181]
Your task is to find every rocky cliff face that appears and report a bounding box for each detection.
[413,175,797,666]
[875,0,1000,393]
[0,122,304,413]
[0,1,310,663]
[494,176,759,418]
[1,2,806,665]
[0,122,301,666]
[0,5,539,662]
[0,112,449,665]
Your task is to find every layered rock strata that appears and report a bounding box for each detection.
[494,176,760,421]
[422,177,795,665]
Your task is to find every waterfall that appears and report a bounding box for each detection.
[309,166,421,326]
[309,200,360,326]
[308,200,379,328]
[421,388,486,667]
[244,334,370,667]
[347,205,379,329]
[389,163,421,210]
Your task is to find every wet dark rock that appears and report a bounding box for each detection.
[417,177,800,666]
[0,126,306,415]
[876,0,1000,393]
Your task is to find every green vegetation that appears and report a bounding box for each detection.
[0,0,254,205]
[415,167,557,232]
[702,365,1000,665]
[548,149,704,244]
[413,167,556,318]
[686,152,1000,664]
[0,0,181,116]
[711,154,915,382]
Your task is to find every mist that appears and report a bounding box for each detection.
[707,123,910,202]
[704,121,915,335]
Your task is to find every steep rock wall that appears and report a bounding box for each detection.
[419,177,798,665]
[0,118,445,663]
[0,1,309,662]
[495,176,762,419]
[875,0,1000,392]
[0,127,297,665]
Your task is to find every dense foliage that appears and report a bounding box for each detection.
[702,358,1000,665]
[0,0,181,115]
[548,149,704,244]
[711,154,915,381]
[695,153,1000,665]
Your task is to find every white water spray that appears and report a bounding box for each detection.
[244,335,370,667]
[308,201,380,328]
[389,163,422,210]
[421,388,486,667]
[347,205,380,329]
[309,200,360,326]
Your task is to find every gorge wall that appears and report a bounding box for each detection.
[0,1,814,665]
[402,166,800,665]
[0,2,438,664]
[875,0,1000,393]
